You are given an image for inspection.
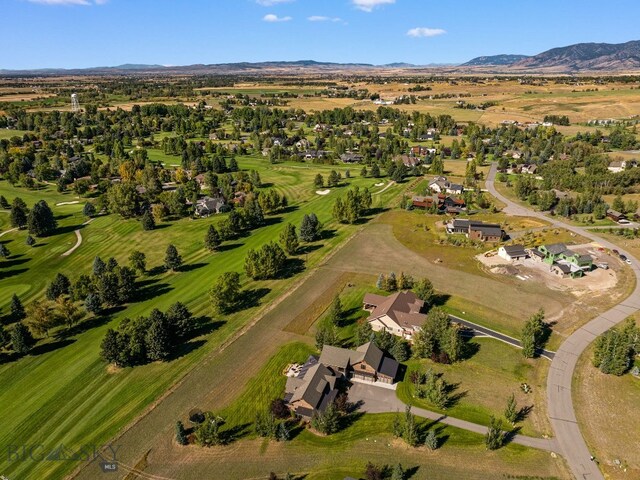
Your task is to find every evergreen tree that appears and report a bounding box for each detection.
[424,429,439,450]
[204,225,221,252]
[93,256,106,277]
[141,210,156,231]
[176,421,188,445]
[11,322,35,354]
[145,311,173,361]
[9,197,28,229]
[10,294,26,321]
[314,173,324,188]
[100,329,124,365]
[387,272,398,291]
[0,244,9,259]
[504,393,518,425]
[210,271,242,314]
[277,421,290,442]
[85,293,101,315]
[83,202,96,218]
[371,163,381,178]
[376,273,385,290]
[311,402,340,435]
[402,405,418,447]
[485,416,504,450]
[390,338,410,362]
[25,235,36,247]
[164,244,183,271]
[390,463,405,480]
[46,273,71,300]
[299,213,320,242]
[315,323,339,350]
[413,278,435,305]
[521,309,548,358]
[355,319,373,345]
[128,250,147,275]
[328,295,343,326]
[0,195,8,209]
[279,223,299,255]
[27,200,57,237]
[166,302,193,339]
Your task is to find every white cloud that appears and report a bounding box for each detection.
[308,15,343,22]
[256,0,293,5]
[351,0,395,12]
[407,27,446,38]
[263,13,292,22]
[26,0,106,4]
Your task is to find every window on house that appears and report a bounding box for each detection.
[360,364,366,370]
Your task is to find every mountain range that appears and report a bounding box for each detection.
[2,40,640,75]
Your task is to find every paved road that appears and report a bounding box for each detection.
[449,314,555,360]
[349,382,558,452]
[487,163,640,480]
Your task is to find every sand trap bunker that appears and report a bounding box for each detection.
[316,189,330,195]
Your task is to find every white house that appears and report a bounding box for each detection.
[498,244,529,262]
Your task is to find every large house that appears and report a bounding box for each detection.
[194,196,227,217]
[285,359,338,420]
[284,342,399,419]
[319,342,399,384]
[363,291,426,339]
[531,243,593,278]
[447,219,504,242]
[396,155,421,168]
[412,194,466,214]
[429,176,464,195]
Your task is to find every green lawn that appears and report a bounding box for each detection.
[0,158,403,479]
[396,338,551,438]
[0,129,31,140]
[172,342,567,480]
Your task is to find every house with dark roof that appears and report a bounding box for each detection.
[319,342,399,384]
[533,243,593,278]
[446,219,504,242]
[429,176,464,195]
[363,291,426,340]
[285,360,339,420]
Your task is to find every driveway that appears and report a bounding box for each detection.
[487,163,640,480]
[349,382,558,452]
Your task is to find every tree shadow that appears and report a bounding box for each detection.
[185,317,225,340]
[319,229,337,240]
[298,243,322,255]
[503,426,522,446]
[55,223,85,236]
[0,257,30,269]
[134,279,173,302]
[221,422,252,444]
[405,466,421,479]
[54,213,74,221]
[30,338,76,356]
[278,258,305,279]
[56,306,127,338]
[168,339,207,361]
[147,265,167,276]
[339,411,365,431]
[515,405,534,423]
[338,307,363,328]
[237,287,271,310]
[443,381,467,409]
[460,339,481,361]
[430,293,451,307]
[262,216,284,228]
[179,262,207,273]
[216,242,243,253]
[0,268,28,280]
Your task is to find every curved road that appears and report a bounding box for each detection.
[487,163,640,480]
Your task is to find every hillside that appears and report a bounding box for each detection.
[510,40,640,71]
[462,54,529,66]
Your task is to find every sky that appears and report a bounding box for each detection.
[2,0,640,70]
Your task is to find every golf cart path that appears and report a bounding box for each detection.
[61,218,94,257]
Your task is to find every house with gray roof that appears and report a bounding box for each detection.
[194,196,227,217]
[285,361,339,420]
[319,341,399,384]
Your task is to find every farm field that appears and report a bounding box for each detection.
[0,158,402,480]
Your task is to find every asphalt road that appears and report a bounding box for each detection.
[449,314,555,360]
[487,163,640,480]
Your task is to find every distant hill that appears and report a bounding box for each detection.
[462,54,529,66]
[510,40,640,71]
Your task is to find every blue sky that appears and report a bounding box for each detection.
[3,0,640,69]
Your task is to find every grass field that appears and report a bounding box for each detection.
[146,342,569,480]
[0,157,403,479]
[574,331,640,480]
